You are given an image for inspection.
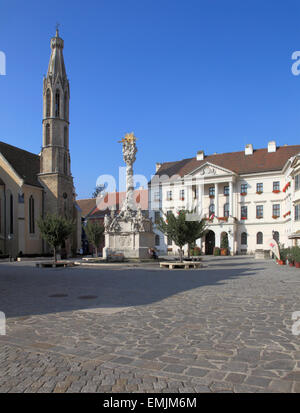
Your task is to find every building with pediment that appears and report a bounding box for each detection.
[149,141,300,255]
[0,30,81,257]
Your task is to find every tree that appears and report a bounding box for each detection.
[157,210,207,262]
[92,184,105,198]
[84,220,104,257]
[37,214,74,262]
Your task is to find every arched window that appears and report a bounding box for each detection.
[45,124,50,146]
[64,126,68,148]
[29,196,35,234]
[241,232,247,245]
[273,231,279,243]
[9,194,13,234]
[257,232,263,245]
[209,204,215,216]
[46,89,51,117]
[55,90,60,117]
[224,203,229,217]
[64,153,68,175]
[155,234,160,246]
[64,91,68,120]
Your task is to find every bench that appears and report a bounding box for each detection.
[35,261,75,268]
[160,261,202,269]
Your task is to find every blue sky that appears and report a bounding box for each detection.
[1,0,300,199]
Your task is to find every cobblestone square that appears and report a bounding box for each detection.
[0,256,299,393]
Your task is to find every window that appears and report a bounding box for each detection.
[55,90,60,117]
[296,175,300,191]
[18,193,24,203]
[154,211,160,224]
[209,187,215,197]
[209,204,215,216]
[154,192,160,201]
[166,191,172,201]
[64,91,68,120]
[9,194,13,234]
[64,153,68,175]
[256,205,263,219]
[224,203,229,217]
[256,183,263,193]
[272,204,280,218]
[46,89,51,117]
[179,189,185,200]
[167,236,172,246]
[45,124,50,146]
[273,231,280,243]
[241,232,247,245]
[224,186,229,196]
[29,196,35,234]
[273,181,280,191]
[241,184,247,194]
[257,232,263,245]
[192,185,198,199]
[241,206,248,219]
[155,235,160,246]
[64,127,68,148]
[295,204,300,221]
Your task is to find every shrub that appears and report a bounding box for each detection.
[213,247,221,256]
[291,246,300,263]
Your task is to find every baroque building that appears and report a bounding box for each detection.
[149,142,300,255]
[0,30,80,257]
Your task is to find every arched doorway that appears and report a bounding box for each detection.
[205,230,215,255]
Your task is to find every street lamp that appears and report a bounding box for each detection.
[7,234,13,262]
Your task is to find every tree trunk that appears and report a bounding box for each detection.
[95,247,98,258]
[188,244,191,259]
[179,248,183,262]
[53,247,56,263]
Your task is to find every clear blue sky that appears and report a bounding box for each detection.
[1,0,300,199]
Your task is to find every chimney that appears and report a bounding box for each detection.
[197,150,204,161]
[268,140,276,153]
[155,162,162,172]
[245,144,253,156]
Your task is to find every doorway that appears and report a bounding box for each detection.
[205,230,215,255]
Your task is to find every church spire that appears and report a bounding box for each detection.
[47,27,67,81]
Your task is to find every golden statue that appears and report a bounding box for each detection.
[118,132,137,144]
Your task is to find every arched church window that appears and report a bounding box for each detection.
[64,91,68,120]
[64,153,68,175]
[55,90,60,117]
[64,127,68,148]
[45,124,50,146]
[46,89,51,117]
[29,196,35,234]
[257,232,263,245]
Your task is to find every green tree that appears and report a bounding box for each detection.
[157,210,207,262]
[37,214,74,262]
[84,220,104,257]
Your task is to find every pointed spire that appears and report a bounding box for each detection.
[47,26,67,80]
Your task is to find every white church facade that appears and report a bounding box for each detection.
[149,141,300,255]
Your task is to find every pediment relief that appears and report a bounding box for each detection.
[190,162,234,178]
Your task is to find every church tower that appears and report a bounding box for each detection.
[39,28,75,221]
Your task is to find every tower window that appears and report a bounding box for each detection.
[29,196,35,234]
[64,126,68,148]
[64,91,68,120]
[55,90,60,117]
[45,124,50,146]
[46,89,51,117]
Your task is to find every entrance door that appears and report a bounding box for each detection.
[205,230,215,255]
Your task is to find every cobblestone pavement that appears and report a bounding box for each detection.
[0,256,300,393]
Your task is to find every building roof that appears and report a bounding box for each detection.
[77,189,149,219]
[155,145,300,178]
[0,141,42,188]
[76,198,97,217]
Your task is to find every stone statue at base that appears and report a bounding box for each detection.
[102,133,155,260]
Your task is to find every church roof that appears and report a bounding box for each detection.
[155,145,300,177]
[0,141,42,188]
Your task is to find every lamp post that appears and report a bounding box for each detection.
[7,234,13,262]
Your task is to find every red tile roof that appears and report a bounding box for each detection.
[155,145,300,177]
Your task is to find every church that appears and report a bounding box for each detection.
[0,29,81,257]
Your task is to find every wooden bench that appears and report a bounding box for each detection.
[160,261,202,269]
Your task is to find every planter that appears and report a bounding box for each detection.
[295,262,300,268]
[256,191,263,195]
[272,216,279,219]
[289,262,295,267]
[273,190,280,194]
[220,248,228,256]
[240,192,247,196]
[278,260,286,265]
